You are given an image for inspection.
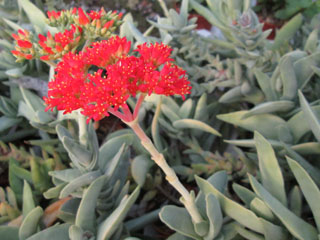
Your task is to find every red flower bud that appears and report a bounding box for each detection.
[17,40,32,48]
[40,55,50,61]
[78,8,90,25]
[12,33,19,41]
[103,20,114,30]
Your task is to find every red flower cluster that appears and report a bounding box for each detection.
[44,37,191,122]
[12,7,124,62]
[46,7,122,37]
[38,25,82,61]
[85,37,131,67]
[11,29,34,60]
[74,8,122,37]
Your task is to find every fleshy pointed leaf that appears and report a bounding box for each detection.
[217,111,286,139]
[173,119,221,136]
[160,205,199,239]
[19,207,43,240]
[254,132,287,205]
[249,175,318,240]
[260,218,287,240]
[298,90,320,142]
[18,0,50,34]
[97,187,140,240]
[195,176,264,234]
[242,101,294,119]
[26,224,70,240]
[287,157,320,231]
[271,14,303,50]
[131,155,152,186]
[179,99,193,119]
[289,186,302,217]
[59,171,101,198]
[22,180,35,217]
[76,176,106,232]
[205,194,223,239]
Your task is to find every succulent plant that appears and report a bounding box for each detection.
[192,130,320,240]
[1,0,320,239]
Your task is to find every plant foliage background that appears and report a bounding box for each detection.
[1,0,320,239]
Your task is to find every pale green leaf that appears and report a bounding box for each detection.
[19,207,43,240]
[249,175,318,240]
[195,176,264,234]
[271,14,303,50]
[22,180,35,217]
[160,205,200,239]
[131,155,152,186]
[287,157,320,231]
[97,187,140,240]
[173,119,221,136]
[298,90,320,142]
[75,176,106,232]
[254,131,287,205]
[242,101,294,119]
[205,194,223,239]
[26,224,70,240]
[217,111,286,139]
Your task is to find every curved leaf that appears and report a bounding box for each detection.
[19,207,43,240]
[131,155,152,186]
[195,176,264,234]
[288,105,320,142]
[26,224,70,240]
[298,90,320,142]
[22,180,35,217]
[217,111,286,139]
[173,119,221,136]
[287,157,320,231]
[205,194,223,239]
[249,175,318,240]
[75,176,106,232]
[271,14,302,50]
[59,171,101,198]
[254,132,287,206]
[97,187,140,240]
[242,101,294,119]
[160,205,199,239]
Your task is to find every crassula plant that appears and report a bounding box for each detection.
[11,5,204,233]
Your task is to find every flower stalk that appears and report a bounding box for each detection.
[121,104,204,224]
[78,109,88,146]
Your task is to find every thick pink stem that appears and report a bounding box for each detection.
[133,94,146,119]
[108,107,129,121]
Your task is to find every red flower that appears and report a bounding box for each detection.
[136,42,173,67]
[84,36,131,67]
[38,25,82,60]
[156,63,191,99]
[44,37,191,122]
[11,29,34,60]
[44,52,87,113]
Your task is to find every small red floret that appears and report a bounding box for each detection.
[136,42,173,67]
